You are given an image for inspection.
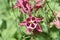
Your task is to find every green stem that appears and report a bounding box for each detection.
[11,0,18,27]
[45,0,54,14]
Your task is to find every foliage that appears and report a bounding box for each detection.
[0,0,60,40]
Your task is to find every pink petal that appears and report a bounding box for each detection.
[27,24,33,29]
[34,0,44,11]
[26,3,31,13]
[34,5,41,9]
[27,23,37,29]
[26,17,31,22]
[26,28,31,34]
[13,3,20,8]
[20,21,26,26]
[54,19,60,26]
[35,18,42,22]
[18,0,27,12]
[34,21,37,23]
[26,23,30,26]
[36,25,42,32]
[33,25,42,33]
[18,0,23,3]
[32,17,35,21]
[20,8,25,14]
[53,19,60,29]
[56,25,60,29]
[31,24,35,28]
[24,0,29,2]
[26,16,33,22]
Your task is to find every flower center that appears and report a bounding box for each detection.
[29,20,34,24]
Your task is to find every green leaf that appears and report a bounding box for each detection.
[20,26,26,34]
[41,23,48,33]
[0,37,2,40]
[7,38,16,40]
[50,31,59,39]
[48,1,60,11]
[36,8,45,17]
[34,34,46,40]
[0,19,2,27]
[1,20,17,39]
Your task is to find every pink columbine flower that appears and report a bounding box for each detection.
[34,0,45,11]
[13,0,31,14]
[53,13,60,29]
[20,16,42,34]
[53,18,60,29]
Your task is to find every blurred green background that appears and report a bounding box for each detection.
[0,0,60,40]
